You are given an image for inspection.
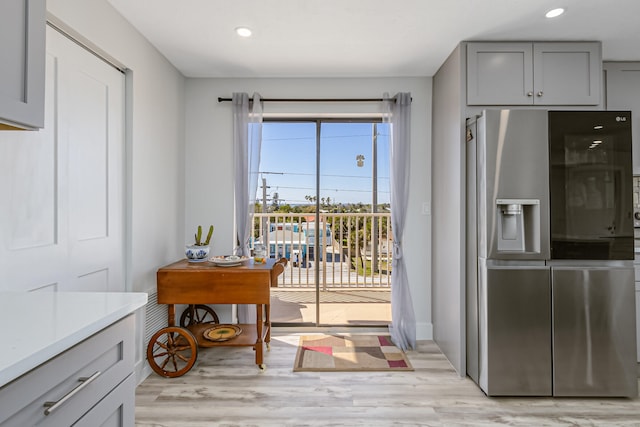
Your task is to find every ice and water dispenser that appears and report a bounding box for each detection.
[496,199,541,253]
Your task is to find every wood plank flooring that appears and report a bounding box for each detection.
[135,331,640,426]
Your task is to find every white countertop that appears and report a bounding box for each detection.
[0,291,147,387]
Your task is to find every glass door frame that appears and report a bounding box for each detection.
[263,117,387,327]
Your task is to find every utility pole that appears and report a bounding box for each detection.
[261,177,269,247]
[371,123,378,273]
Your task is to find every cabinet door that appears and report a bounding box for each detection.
[604,62,640,175]
[0,315,134,426]
[72,375,135,427]
[533,42,601,105]
[467,43,533,105]
[0,0,46,129]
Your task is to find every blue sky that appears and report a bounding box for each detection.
[259,122,390,206]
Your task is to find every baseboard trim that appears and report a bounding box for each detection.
[136,359,153,386]
[416,321,433,340]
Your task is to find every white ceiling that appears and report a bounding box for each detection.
[107,0,640,78]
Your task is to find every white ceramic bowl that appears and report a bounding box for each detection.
[185,244,210,260]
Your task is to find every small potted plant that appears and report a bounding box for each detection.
[185,225,214,261]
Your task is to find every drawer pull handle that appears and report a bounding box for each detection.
[43,371,101,416]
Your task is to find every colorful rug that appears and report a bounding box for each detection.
[293,334,413,372]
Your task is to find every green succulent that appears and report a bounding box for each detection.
[194,225,214,246]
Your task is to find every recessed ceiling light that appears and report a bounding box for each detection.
[235,27,252,37]
[545,8,565,18]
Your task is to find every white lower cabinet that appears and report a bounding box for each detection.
[73,374,135,427]
[0,315,134,426]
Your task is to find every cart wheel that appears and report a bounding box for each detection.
[179,304,219,327]
[147,326,198,378]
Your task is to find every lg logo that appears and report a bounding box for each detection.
[616,116,627,122]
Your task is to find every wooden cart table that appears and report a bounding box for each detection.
[147,257,286,377]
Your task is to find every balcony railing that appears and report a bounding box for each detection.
[251,212,392,289]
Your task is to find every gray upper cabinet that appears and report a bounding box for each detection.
[604,62,640,175]
[467,42,601,106]
[467,43,533,105]
[0,0,46,130]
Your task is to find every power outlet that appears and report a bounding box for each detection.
[421,202,430,215]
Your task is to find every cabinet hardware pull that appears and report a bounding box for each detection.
[537,91,543,97]
[527,91,533,97]
[43,371,101,416]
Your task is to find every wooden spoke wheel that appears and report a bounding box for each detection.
[179,304,219,327]
[147,326,197,378]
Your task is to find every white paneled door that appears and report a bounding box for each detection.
[0,26,125,292]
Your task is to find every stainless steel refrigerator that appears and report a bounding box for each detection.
[466,109,638,397]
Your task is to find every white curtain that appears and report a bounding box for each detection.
[383,92,416,351]
[233,92,263,322]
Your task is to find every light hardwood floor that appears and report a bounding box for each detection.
[135,330,640,426]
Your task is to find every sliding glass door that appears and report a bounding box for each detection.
[257,120,391,326]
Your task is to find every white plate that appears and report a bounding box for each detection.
[209,255,248,266]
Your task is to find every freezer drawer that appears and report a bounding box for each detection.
[479,265,552,396]
[552,267,637,397]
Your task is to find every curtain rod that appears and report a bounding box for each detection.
[217,97,406,103]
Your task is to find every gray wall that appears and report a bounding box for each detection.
[431,45,466,374]
[184,77,435,338]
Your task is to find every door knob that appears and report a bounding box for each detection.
[527,91,533,97]
[537,91,543,97]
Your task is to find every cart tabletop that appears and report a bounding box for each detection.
[158,257,277,272]
[156,257,278,305]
